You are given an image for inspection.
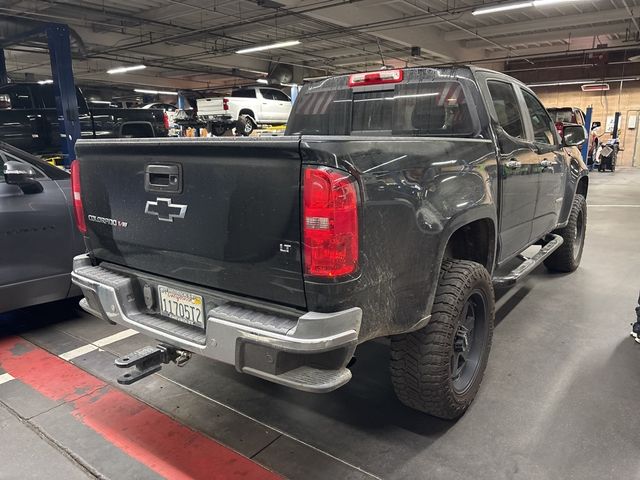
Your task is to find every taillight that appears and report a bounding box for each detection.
[163,111,170,130]
[348,69,403,87]
[303,166,358,277]
[70,160,87,234]
[223,98,229,111]
[555,121,564,136]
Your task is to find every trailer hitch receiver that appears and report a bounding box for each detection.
[115,344,192,385]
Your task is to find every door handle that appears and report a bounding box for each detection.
[145,164,182,193]
[540,159,556,168]
[506,159,521,169]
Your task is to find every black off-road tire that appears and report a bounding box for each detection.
[390,259,495,419]
[211,124,227,136]
[543,194,586,273]
[237,115,254,136]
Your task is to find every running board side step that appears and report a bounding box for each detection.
[493,234,564,289]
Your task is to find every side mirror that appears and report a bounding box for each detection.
[562,125,587,147]
[591,121,601,130]
[3,160,43,193]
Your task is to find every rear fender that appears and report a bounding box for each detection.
[557,150,588,227]
[438,206,498,273]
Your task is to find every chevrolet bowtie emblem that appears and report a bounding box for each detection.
[144,198,188,222]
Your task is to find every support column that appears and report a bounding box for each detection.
[582,106,593,162]
[290,84,299,104]
[46,23,80,166]
[612,112,621,139]
[0,49,7,85]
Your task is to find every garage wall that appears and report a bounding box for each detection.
[536,83,640,166]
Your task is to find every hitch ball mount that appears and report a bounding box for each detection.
[115,344,192,385]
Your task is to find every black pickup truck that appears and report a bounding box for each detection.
[71,66,588,419]
[0,82,168,156]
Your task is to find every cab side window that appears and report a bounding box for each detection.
[4,85,34,109]
[270,90,290,102]
[0,93,11,109]
[487,81,524,139]
[260,89,275,100]
[521,90,557,145]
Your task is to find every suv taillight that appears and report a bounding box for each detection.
[163,111,170,130]
[70,160,87,234]
[223,98,229,111]
[303,166,358,277]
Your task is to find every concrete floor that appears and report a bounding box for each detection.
[1,168,640,480]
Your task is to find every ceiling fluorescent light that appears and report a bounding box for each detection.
[532,0,583,6]
[256,78,269,84]
[37,79,53,84]
[236,40,300,54]
[107,65,146,74]
[472,1,532,15]
[134,89,178,95]
[236,67,269,75]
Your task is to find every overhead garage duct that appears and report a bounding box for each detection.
[268,63,294,84]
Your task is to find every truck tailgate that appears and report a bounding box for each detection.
[196,98,225,117]
[75,137,305,308]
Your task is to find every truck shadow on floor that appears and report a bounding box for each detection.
[162,281,535,448]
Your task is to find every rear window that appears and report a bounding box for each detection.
[286,80,475,137]
[548,108,575,123]
[231,89,256,98]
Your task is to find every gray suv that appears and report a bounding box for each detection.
[0,143,84,313]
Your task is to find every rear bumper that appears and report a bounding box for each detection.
[196,114,234,125]
[71,254,361,392]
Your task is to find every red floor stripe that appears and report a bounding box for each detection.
[0,336,281,480]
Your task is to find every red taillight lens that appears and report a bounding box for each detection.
[348,69,403,87]
[163,111,170,130]
[70,160,87,234]
[223,98,229,111]
[555,121,564,136]
[303,166,358,277]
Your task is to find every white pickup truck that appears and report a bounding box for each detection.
[197,86,292,136]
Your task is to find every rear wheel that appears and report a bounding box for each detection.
[390,259,494,419]
[237,115,254,136]
[211,124,227,136]
[543,193,586,272]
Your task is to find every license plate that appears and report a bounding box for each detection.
[158,285,205,328]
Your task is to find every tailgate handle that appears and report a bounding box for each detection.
[145,164,182,193]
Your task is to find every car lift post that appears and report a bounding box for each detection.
[290,84,300,104]
[46,23,80,167]
[612,112,621,139]
[582,106,593,161]
[0,49,8,85]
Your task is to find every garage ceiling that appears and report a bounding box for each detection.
[2,0,640,91]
